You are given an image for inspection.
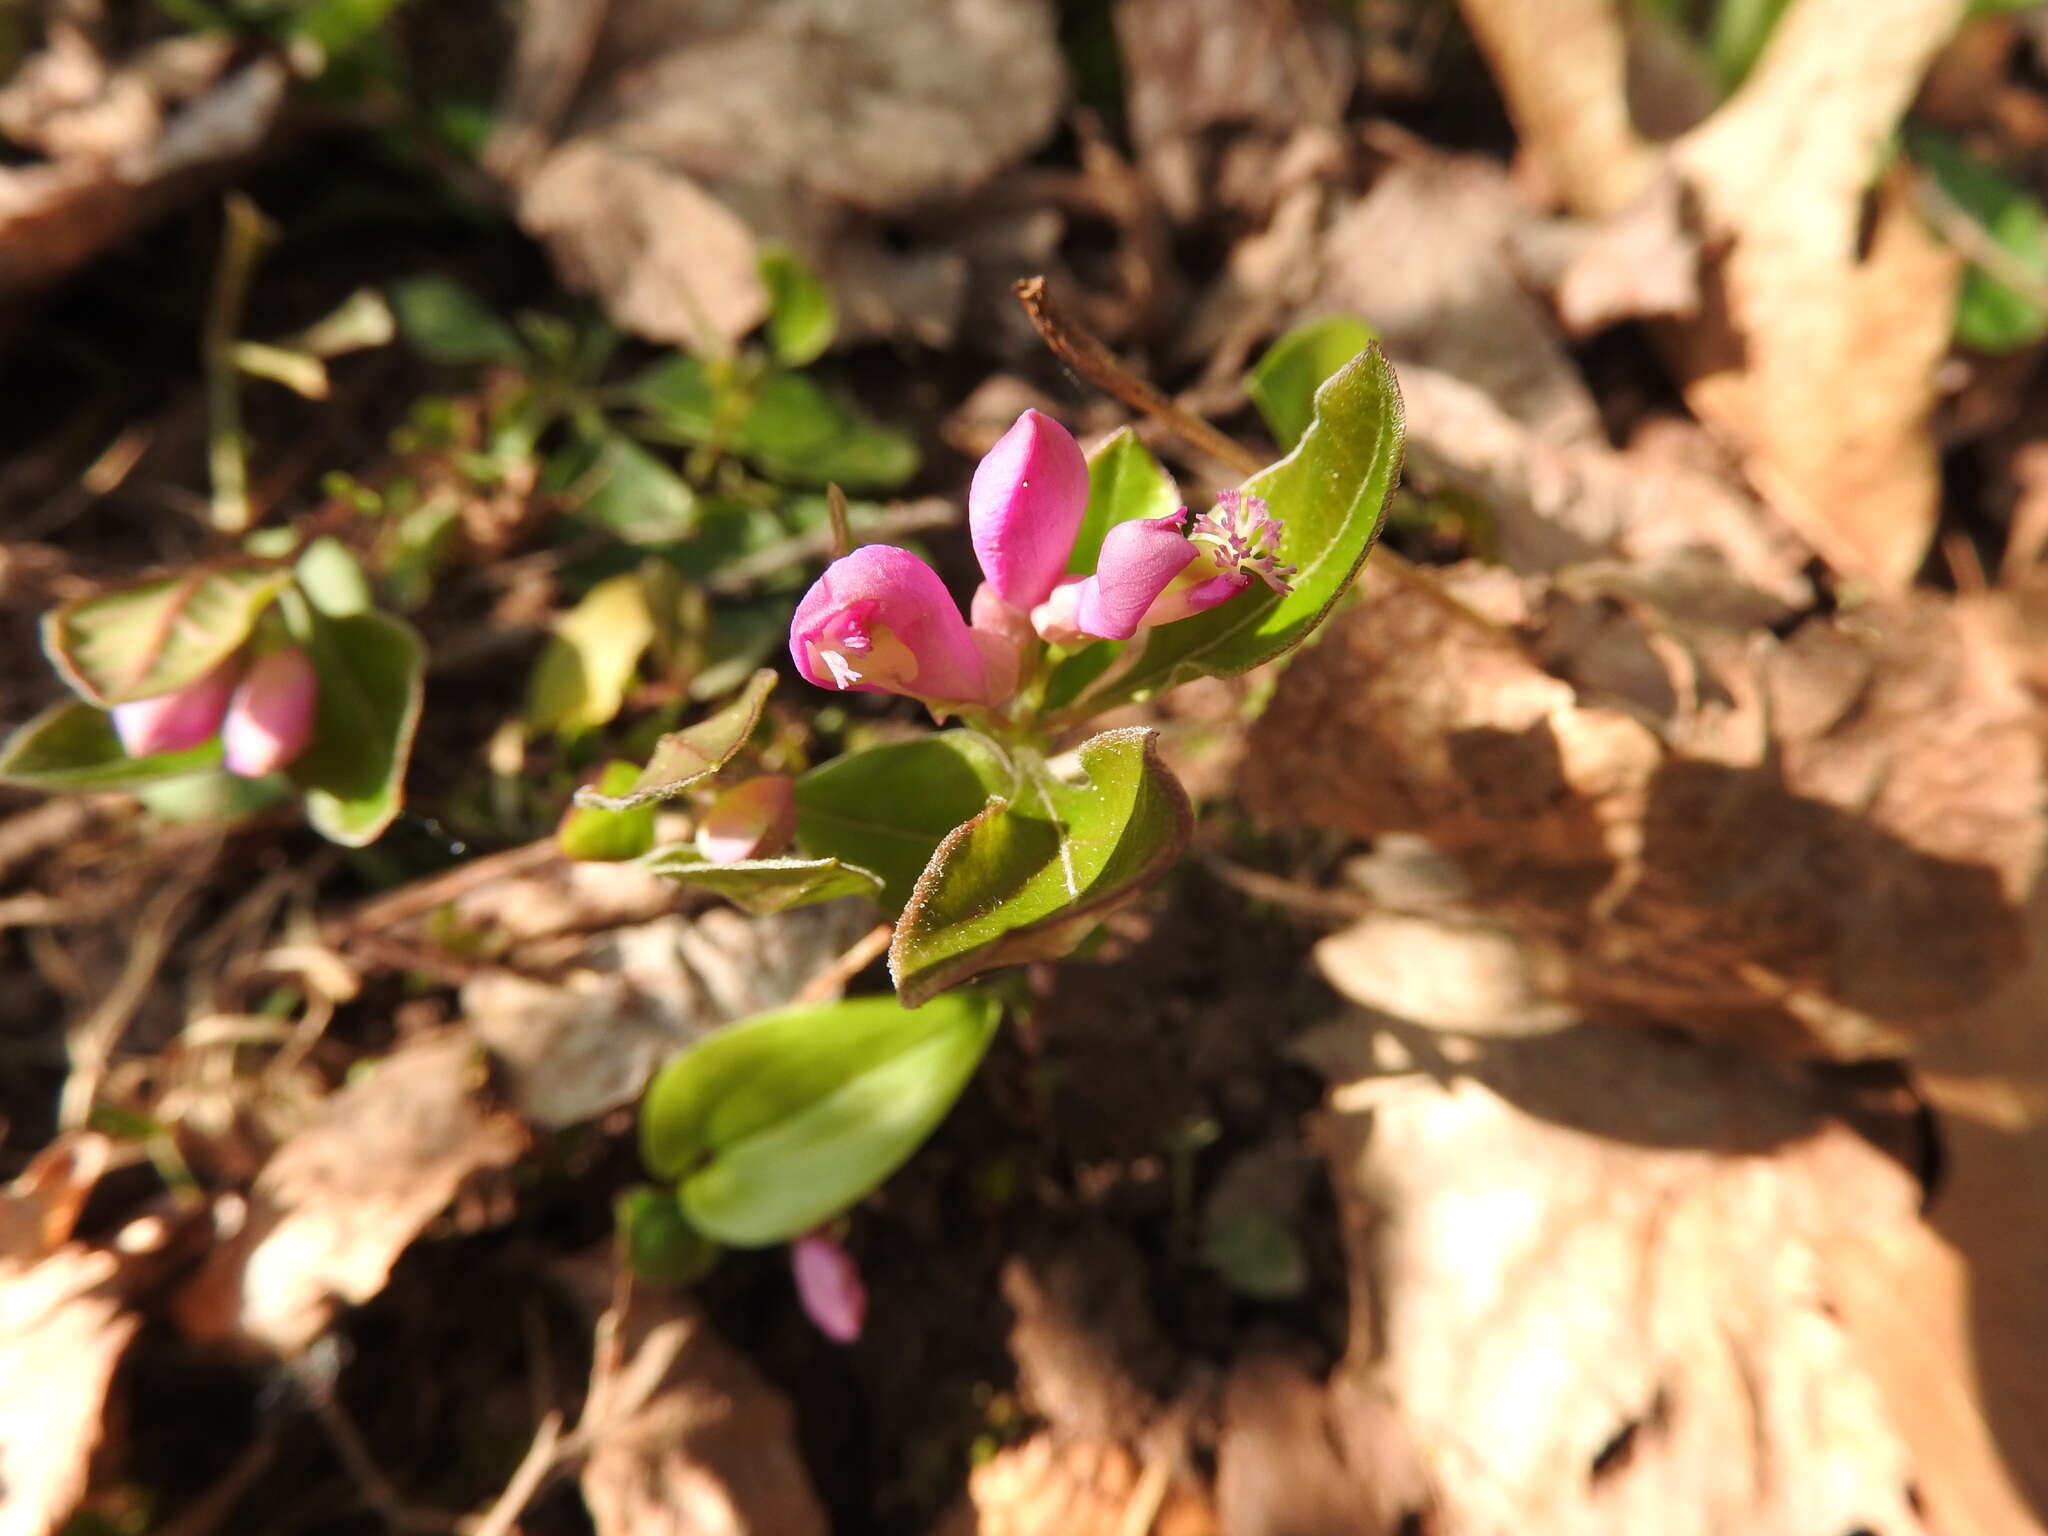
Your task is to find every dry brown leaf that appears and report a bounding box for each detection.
[1113,0,1351,225]
[462,896,876,1128]
[577,1279,829,1536]
[0,29,284,296]
[1214,1352,1428,1536]
[491,0,1064,351]
[1242,568,2044,1057]
[0,1246,138,1536]
[930,1433,1218,1536]
[1899,882,2048,1525]
[0,1135,135,1536]
[1399,362,1812,620]
[1317,155,1604,446]
[172,1030,525,1354]
[1459,0,1966,593]
[1315,1018,1941,1536]
[1548,170,1703,335]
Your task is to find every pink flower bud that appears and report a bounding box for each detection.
[790,545,994,708]
[1071,513,1201,641]
[110,663,238,758]
[791,1232,865,1343]
[969,409,1089,611]
[220,646,317,777]
[695,775,797,864]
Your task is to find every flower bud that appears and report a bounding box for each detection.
[221,646,318,777]
[695,775,797,864]
[790,545,993,707]
[969,409,1089,611]
[110,663,238,758]
[791,1232,865,1344]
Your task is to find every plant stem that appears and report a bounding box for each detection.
[204,194,277,535]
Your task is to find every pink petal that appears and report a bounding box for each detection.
[1072,514,1198,641]
[1142,568,1254,627]
[791,1233,866,1343]
[110,662,238,757]
[789,546,994,707]
[969,409,1089,611]
[695,775,797,864]
[221,647,318,777]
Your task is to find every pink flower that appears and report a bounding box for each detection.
[788,411,1297,709]
[110,663,239,757]
[696,775,797,864]
[791,1232,865,1343]
[969,408,1089,611]
[790,545,996,708]
[221,646,318,777]
[1070,513,1201,641]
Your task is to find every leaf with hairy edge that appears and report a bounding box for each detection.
[889,726,1192,1006]
[1061,345,1404,719]
[793,731,1015,913]
[641,990,1000,1246]
[286,609,425,847]
[1247,315,1378,452]
[574,669,778,811]
[639,847,882,915]
[44,563,291,707]
[0,701,222,792]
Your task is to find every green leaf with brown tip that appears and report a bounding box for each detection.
[575,669,777,812]
[43,562,291,707]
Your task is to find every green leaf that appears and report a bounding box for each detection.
[553,429,699,545]
[574,668,777,810]
[560,761,657,861]
[759,243,837,367]
[734,371,920,491]
[625,353,722,440]
[639,847,883,914]
[889,726,1192,1006]
[294,536,372,617]
[524,571,656,738]
[43,562,291,707]
[640,990,1000,1245]
[285,608,425,847]
[1907,127,2048,354]
[615,1186,720,1286]
[1066,344,1403,718]
[389,275,525,367]
[1246,315,1378,452]
[794,731,1015,914]
[1201,1207,1308,1300]
[627,355,917,492]
[1068,427,1181,575]
[1707,0,1791,90]
[0,700,221,792]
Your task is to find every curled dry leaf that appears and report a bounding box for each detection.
[462,897,878,1128]
[0,1135,136,1536]
[491,0,1064,351]
[1242,568,2044,1058]
[172,1030,525,1354]
[0,29,285,297]
[1459,0,1967,593]
[1312,1017,1949,1536]
[575,1276,828,1536]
